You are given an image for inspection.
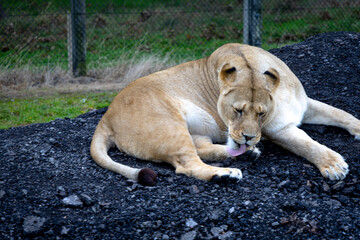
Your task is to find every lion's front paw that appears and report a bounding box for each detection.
[349,121,360,140]
[211,168,243,182]
[245,146,261,160]
[318,155,349,181]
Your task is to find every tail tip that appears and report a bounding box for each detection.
[138,168,157,186]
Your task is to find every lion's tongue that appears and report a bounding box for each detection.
[227,144,247,157]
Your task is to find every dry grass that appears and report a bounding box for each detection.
[0,53,179,99]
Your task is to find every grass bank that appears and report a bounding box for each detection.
[0,91,117,129]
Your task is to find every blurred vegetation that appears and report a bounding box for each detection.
[1,0,359,69]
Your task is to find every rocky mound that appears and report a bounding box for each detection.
[1,32,359,239]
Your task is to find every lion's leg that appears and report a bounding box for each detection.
[192,135,230,161]
[192,135,261,161]
[172,153,243,181]
[158,133,243,181]
[266,125,349,180]
[303,98,360,139]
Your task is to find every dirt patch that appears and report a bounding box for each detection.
[1,32,360,239]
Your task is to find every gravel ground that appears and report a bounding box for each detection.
[1,32,360,240]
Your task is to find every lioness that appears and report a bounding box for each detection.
[91,43,360,186]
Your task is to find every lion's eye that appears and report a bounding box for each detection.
[234,108,243,115]
[259,112,265,117]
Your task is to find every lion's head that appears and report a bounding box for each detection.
[216,55,280,155]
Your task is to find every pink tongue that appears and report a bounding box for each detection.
[227,144,247,157]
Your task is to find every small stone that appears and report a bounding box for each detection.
[209,209,226,221]
[211,227,223,237]
[298,53,305,58]
[23,216,46,234]
[62,194,83,208]
[80,193,95,206]
[272,221,280,227]
[180,230,197,240]
[61,226,70,235]
[185,218,198,229]
[332,181,345,191]
[278,180,290,188]
[282,200,306,210]
[211,225,227,237]
[189,185,200,194]
[322,182,331,192]
[0,190,5,199]
[39,144,51,155]
[325,199,342,209]
[219,231,233,240]
[140,221,152,229]
[49,157,57,165]
[57,186,67,197]
[342,186,355,195]
[99,202,111,208]
[244,200,251,206]
[228,207,235,214]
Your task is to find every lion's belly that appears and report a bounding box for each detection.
[179,99,227,143]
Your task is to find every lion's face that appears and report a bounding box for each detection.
[217,58,279,151]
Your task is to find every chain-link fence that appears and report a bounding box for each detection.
[1,0,359,76]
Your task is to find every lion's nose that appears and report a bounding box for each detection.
[242,133,255,141]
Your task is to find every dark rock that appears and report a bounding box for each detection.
[332,181,345,191]
[278,180,291,189]
[62,195,83,208]
[180,230,197,240]
[79,193,95,206]
[57,186,67,197]
[189,185,200,194]
[271,221,280,227]
[22,216,46,235]
[61,226,70,235]
[185,218,198,229]
[0,190,5,199]
[325,199,342,209]
[211,225,228,237]
[322,182,331,192]
[208,209,226,221]
[282,200,307,210]
[342,186,355,196]
[219,231,234,240]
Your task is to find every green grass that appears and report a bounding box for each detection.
[0,92,117,129]
[2,2,359,70]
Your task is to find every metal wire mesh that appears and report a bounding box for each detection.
[1,0,359,75]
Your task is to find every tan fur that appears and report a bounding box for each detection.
[91,43,360,183]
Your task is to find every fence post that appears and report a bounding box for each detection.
[243,0,262,47]
[68,0,86,77]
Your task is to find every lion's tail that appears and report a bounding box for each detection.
[90,124,157,186]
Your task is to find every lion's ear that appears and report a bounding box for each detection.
[219,64,237,84]
[264,68,280,91]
